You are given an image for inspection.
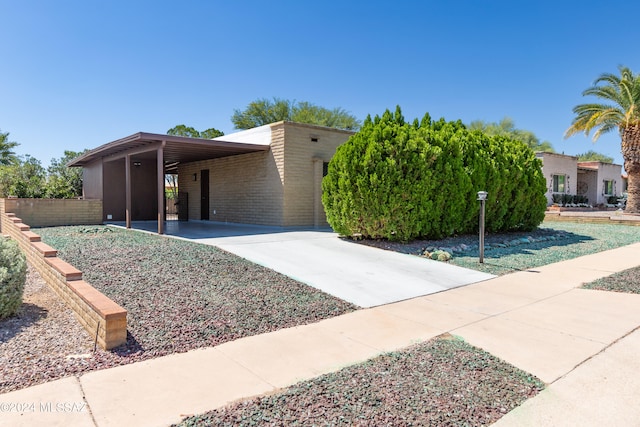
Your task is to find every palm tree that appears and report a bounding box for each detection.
[565,66,640,213]
[0,130,19,166]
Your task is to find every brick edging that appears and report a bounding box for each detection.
[0,211,127,350]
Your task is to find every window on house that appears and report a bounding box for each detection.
[603,180,614,196]
[552,175,566,193]
[322,162,329,177]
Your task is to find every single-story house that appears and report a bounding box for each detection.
[69,121,354,233]
[535,152,623,206]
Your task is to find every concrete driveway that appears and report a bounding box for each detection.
[121,221,495,307]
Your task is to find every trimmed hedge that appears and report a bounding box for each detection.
[0,237,27,319]
[322,107,547,241]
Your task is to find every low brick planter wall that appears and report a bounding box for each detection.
[1,198,103,227]
[0,213,127,350]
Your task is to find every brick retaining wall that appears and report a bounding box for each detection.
[0,205,126,350]
[2,198,102,227]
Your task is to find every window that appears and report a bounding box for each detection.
[552,175,566,193]
[322,162,329,177]
[603,180,614,196]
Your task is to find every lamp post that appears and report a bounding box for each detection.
[477,191,487,263]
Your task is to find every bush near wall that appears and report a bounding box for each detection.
[0,237,27,319]
[322,107,547,241]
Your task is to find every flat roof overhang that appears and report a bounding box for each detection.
[67,132,270,169]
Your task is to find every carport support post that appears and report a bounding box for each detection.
[125,154,132,229]
[157,141,166,235]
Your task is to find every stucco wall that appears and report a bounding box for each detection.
[537,153,577,204]
[581,162,623,205]
[103,159,126,221]
[82,160,103,200]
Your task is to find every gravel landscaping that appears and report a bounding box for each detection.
[1,225,355,393]
[0,265,94,393]
[582,265,640,294]
[177,335,544,427]
[359,221,640,276]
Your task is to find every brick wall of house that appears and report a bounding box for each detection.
[0,203,126,350]
[282,123,353,226]
[177,128,285,225]
[176,122,352,227]
[2,198,103,227]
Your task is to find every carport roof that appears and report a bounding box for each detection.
[67,132,270,168]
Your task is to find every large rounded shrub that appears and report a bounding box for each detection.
[0,238,27,319]
[322,107,547,241]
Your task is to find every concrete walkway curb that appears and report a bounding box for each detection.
[2,243,640,426]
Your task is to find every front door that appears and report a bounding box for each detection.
[200,169,209,220]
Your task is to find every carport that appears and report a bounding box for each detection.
[68,132,269,234]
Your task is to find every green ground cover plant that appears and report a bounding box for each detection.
[322,106,547,241]
[177,335,544,427]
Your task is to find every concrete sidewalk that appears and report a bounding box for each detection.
[2,243,640,426]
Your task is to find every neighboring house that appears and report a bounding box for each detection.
[536,152,622,206]
[69,121,354,233]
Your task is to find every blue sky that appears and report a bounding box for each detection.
[2,0,639,167]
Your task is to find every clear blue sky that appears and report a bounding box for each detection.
[2,0,639,168]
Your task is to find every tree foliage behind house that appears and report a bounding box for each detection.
[468,117,555,153]
[0,145,88,198]
[576,150,615,163]
[232,97,361,131]
[322,107,547,241]
[167,124,224,139]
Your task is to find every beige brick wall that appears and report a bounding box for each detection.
[0,207,126,350]
[2,198,103,227]
[176,122,353,227]
[178,131,286,226]
[282,123,353,226]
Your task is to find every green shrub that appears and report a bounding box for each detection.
[607,195,619,205]
[0,238,27,319]
[322,107,547,241]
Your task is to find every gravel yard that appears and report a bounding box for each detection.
[0,225,355,393]
[582,265,640,294]
[177,335,544,426]
[0,265,94,393]
[360,221,640,276]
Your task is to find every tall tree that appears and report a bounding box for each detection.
[565,66,640,213]
[0,129,19,165]
[468,117,555,152]
[45,150,88,198]
[231,97,361,130]
[576,150,614,163]
[167,125,224,139]
[0,155,46,198]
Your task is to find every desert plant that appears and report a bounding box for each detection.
[323,107,547,241]
[607,195,619,205]
[0,238,27,319]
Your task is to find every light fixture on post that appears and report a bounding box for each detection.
[477,191,488,263]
